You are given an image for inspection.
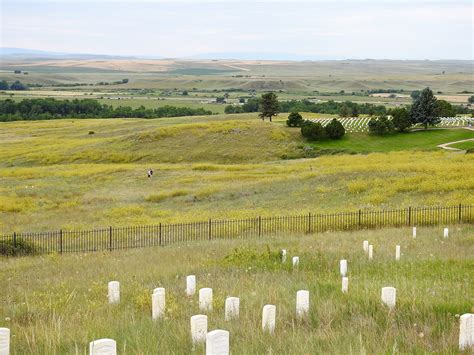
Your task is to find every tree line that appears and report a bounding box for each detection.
[0,98,213,121]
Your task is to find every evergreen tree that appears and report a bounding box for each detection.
[259,92,279,122]
[286,111,303,127]
[409,87,440,129]
[325,118,345,139]
[389,107,411,132]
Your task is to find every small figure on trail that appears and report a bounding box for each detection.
[147,168,154,178]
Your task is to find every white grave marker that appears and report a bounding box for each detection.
[199,288,213,311]
[0,328,10,355]
[395,245,401,261]
[444,228,449,238]
[342,277,349,293]
[459,313,474,351]
[368,245,373,260]
[186,275,196,296]
[363,240,369,253]
[107,281,120,304]
[152,288,165,320]
[89,338,116,355]
[292,256,299,268]
[262,304,276,334]
[225,297,240,321]
[281,249,287,263]
[190,314,208,344]
[412,227,417,238]
[296,290,309,319]
[381,287,396,309]
[206,329,229,355]
[340,259,348,276]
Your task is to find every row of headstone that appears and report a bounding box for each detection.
[413,227,449,239]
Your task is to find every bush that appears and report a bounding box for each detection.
[286,112,303,127]
[325,118,345,139]
[0,238,36,256]
[301,121,326,141]
[389,107,411,132]
[368,115,394,135]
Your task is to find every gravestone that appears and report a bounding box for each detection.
[412,227,417,238]
[190,315,208,344]
[152,288,165,320]
[342,277,348,293]
[395,245,401,261]
[262,304,276,334]
[281,249,287,263]
[225,297,240,321]
[292,256,299,268]
[340,259,347,276]
[444,228,449,238]
[187,275,196,296]
[368,245,373,260]
[381,287,396,309]
[363,240,369,253]
[199,288,213,311]
[459,313,474,351]
[296,290,309,319]
[108,281,120,304]
[206,329,229,355]
[0,328,10,355]
[89,338,116,355]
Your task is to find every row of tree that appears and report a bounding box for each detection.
[0,80,28,90]
[0,98,213,121]
[286,112,346,141]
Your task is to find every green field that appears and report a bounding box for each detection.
[309,129,474,153]
[1,226,472,353]
[448,140,474,150]
[0,115,473,233]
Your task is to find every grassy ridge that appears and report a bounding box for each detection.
[1,226,472,353]
[0,116,473,233]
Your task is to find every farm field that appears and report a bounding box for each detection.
[0,115,473,233]
[1,226,473,353]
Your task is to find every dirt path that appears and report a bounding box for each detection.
[437,127,474,151]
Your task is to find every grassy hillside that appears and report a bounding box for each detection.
[1,226,473,353]
[0,115,473,233]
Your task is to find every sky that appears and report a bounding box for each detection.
[0,0,473,60]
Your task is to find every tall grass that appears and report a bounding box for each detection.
[0,226,472,353]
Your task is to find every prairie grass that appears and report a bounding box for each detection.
[0,226,472,353]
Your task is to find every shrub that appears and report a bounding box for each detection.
[325,118,345,139]
[286,112,304,127]
[389,107,411,132]
[368,115,394,135]
[301,121,326,141]
[0,238,36,256]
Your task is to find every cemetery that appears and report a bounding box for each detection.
[0,225,472,353]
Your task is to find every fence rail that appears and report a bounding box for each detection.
[1,204,472,255]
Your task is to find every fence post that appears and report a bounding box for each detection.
[358,209,361,227]
[408,206,412,226]
[308,213,312,233]
[13,232,17,249]
[208,219,212,241]
[159,223,162,246]
[109,226,112,252]
[59,229,63,254]
[258,216,262,237]
[458,203,462,223]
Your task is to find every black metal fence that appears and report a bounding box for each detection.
[1,204,472,255]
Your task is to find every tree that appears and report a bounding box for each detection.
[469,96,474,104]
[389,107,411,132]
[286,111,303,127]
[409,87,440,129]
[410,90,421,100]
[368,115,394,135]
[435,100,456,117]
[0,80,8,90]
[259,92,279,122]
[301,121,326,141]
[338,104,351,118]
[182,90,189,96]
[325,118,345,139]
[9,81,27,90]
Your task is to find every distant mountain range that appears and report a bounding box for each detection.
[0,47,136,60]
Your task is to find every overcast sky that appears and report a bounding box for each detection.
[1,0,473,59]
